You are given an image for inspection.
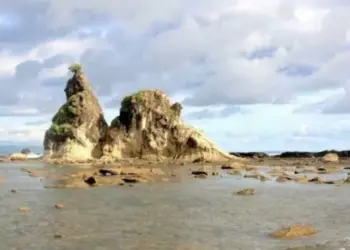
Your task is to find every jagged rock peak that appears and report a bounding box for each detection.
[64,72,91,99]
[103,89,234,162]
[43,66,108,161]
[110,89,183,131]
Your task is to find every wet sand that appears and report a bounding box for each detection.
[1,161,350,250]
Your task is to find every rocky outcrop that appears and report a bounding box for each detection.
[322,153,339,163]
[43,71,108,161]
[270,225,317,239]
[102,89,234,162]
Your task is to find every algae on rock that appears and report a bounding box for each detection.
[103,89,234,162]
[43,67,108,161]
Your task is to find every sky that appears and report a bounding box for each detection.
[1,0,350,152]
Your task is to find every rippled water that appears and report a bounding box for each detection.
[1,162,350,250]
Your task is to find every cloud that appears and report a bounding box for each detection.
[2,0,350,151]
[184,105,247,120]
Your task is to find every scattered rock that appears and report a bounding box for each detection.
[54,234,63,239]
[276,175,292,183]
[10,153,27,161]
[21,148,31,155]
[29,172,38,177]
[19,207,29,212]
[194,173,208,179]
[54,204,64,209]
[270,225,316,239]
[308,176,324,183]
[322,153,339,163]
[84,176,97,186]
[221,164,233,170]
[122,177,139,183]
[244,173,270,181]
[323,180,344,185]
[317,167,340,174]
[99,168,119,176]
[234,188,255,196]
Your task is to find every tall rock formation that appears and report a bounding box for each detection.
[102,89,233,162]
[43,71,108,160]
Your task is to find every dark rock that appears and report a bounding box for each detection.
[229,152,269,158]
[122,177,139,183]
[21,148,31,155]
[191,170,208,176]
[84,176,97,186]
[234,188,255,196]
[99,169,118,176]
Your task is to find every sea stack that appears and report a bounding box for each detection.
[102,89,234,162]
[43,64,108,161]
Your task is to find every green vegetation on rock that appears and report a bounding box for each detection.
[49,123,73,136]
[111,116,121,127]
[120,91,144,113]
[68,63,83,74]
[52,94,83,124]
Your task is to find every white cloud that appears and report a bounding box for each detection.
[1,0,350,151]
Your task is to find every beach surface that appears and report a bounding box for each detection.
[1,159,350,250]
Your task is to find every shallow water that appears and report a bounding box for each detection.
[1,163,350,250]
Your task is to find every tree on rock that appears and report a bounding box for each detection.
[68,63,83,74]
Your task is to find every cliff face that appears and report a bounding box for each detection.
[102,89,233,162]
[43,72,108,160]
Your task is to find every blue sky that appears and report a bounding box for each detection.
[1,0,350,152]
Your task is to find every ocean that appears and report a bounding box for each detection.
[0,144,43,156]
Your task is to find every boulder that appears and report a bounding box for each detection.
[102,89,235,162]
[21,148,31,155]
[9,153,27,161]
[43,68,108,161]
[322,153,339,163]
[270,225,316,239]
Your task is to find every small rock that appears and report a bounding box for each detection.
[194,174,207,179]
[122,177,139,183]
[270,225,316,239]
[54,234,63,239]
[99,169,119,176]
[29,172,38,177]
[19,207,29,212]
[244,173,270,181]
[221,164,233,170]
[234,188,255,196]
[54,204,64,209]
[191,170,208,176]
[10,189,17,193]
[308,176,324,183]
[84,176,97,186]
